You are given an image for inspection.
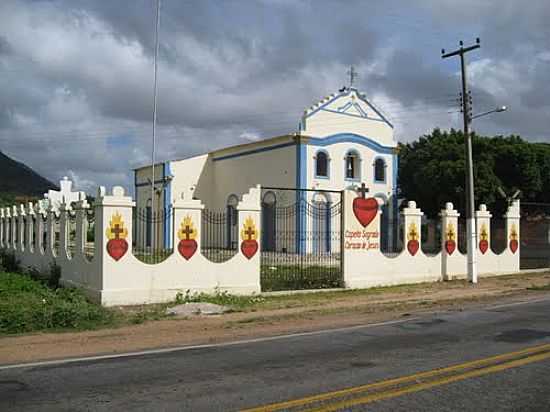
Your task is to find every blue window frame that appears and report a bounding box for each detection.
[374,157,386,183]
[344,150,361,181]
[315,150,329,179]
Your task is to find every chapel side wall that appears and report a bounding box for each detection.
[207,144,297,210]
[134,165,166,212]
[171,155,214,206]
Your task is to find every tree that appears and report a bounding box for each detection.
[398,129,545,218]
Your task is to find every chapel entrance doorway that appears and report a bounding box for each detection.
[260,187,343,292]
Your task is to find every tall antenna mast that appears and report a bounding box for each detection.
[151,0,161,249]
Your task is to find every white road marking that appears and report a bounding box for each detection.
[0,317,418,371]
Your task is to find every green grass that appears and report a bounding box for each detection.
[260,265,343,292]
[0,271,116,334]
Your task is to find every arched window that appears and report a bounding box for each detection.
[262,191,277,252]
[374,158,386,182]
[226,195,239,226]
[345,150,360,180]
[315,151,329,178]
[226,194,239,249]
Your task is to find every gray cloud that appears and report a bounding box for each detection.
[0,0,548,194]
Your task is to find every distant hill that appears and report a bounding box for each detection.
[0,151,58,205]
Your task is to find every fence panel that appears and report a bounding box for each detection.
[201,209,238,263]
[133,207,173,264]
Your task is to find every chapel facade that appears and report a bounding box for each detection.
[134,86,399,250]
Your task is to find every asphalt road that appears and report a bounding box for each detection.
[2,297,550,411]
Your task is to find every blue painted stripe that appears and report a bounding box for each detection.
[320,108,387,124]
[213,141,295,162]
[306,133,395,154]
[304,88,393,128]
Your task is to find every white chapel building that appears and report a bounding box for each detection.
[134,86,399,250]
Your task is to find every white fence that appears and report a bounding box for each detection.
[0,185,521,306]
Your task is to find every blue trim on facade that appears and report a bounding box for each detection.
[373,156,387,184]
[321,107,386,123]
[212,141,295,162]
[314,148,330,180]
[307,133,395,155]
[303,88,394,128]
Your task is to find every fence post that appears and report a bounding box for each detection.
[401,201,424,256]
[25,202,34,253]
[475,204,492,257]
[505,200,521,268]
[237,185,262,292]
[74,194,90,259]
[172,187,204,261]
[440,202,460,280]
[11,205,18,252]
[59,200,70,260]
[0,208,4,248]
[46,205,57,259]
[35,202,46,255]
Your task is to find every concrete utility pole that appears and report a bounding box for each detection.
[151,0,161,251]
[442,38,480,284]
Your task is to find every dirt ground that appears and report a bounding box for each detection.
[2,271,550,365]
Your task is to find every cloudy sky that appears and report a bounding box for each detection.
[0,0,549,193]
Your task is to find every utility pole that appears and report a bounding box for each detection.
[442,38,480,284]
[151,0,161,251]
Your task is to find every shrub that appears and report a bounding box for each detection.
[0,249,21,273]
[0,272,115,334]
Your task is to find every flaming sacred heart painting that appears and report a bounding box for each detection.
[479,223,489,255]
[241,216,259,259]
[407,222,419,256]
[105,212,129,261]
[178,215,198,260]
[445,223,456,255]
[352,196,378,228]
[509,223,519,254]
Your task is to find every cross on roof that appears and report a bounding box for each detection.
[358,183,369,199]
[347,65,358,88]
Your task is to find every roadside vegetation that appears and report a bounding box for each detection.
[2,249,550,336]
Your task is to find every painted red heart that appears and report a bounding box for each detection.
[241,239,258,260]
[509,239,518,254]
[407,239,419,256]
[178,239,197,260]
[445,240,456,256]
[479,239,489,255]
[107,238,128,261]
[352,197,378,228]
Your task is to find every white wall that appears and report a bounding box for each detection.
[301,89,394,146]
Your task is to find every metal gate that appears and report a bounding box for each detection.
[260,187,343,292]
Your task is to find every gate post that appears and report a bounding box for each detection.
[440,202,461,280]
[171,187,204,260]
[401,201,424,256]
[505,199,520,271]
[237,185,262,293]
